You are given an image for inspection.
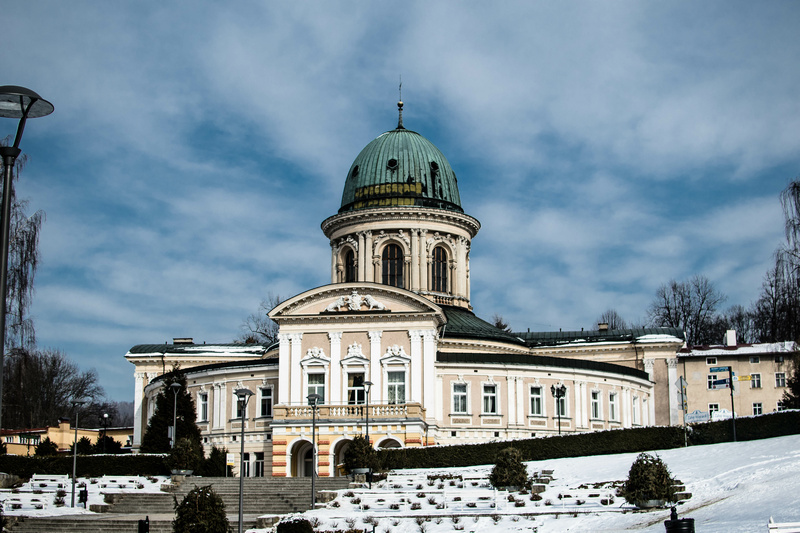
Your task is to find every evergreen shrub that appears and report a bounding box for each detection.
[276,515,314,533]
[172,485,228,533]
[618,452,677,506]
[489,447,528,489]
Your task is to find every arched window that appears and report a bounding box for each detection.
[382,243,404,288]
[344,249,356,282]
[431,246,448,293]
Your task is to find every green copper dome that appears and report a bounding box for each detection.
[339,119,463,214]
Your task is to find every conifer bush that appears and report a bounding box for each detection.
[489,447,528,489]
[619,452,677,507]
[276,515,314,533]
[172,485,228,532]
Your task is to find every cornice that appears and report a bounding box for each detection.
[321,207,481,238]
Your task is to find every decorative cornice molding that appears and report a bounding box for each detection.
[321,206,481,238]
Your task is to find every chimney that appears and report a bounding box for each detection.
[725,330,737,347]
[173,337,194,345]
[598,323,609,331]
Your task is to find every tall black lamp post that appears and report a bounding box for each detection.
[0,86,53,432]
[70,398,86,507]
[306,393,321,509]
[550,384,566,435]
[101,413,109,453]
[363,380,373,488]
[234,388,253,533]
[170,382,181,448]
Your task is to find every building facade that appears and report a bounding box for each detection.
[126,105,688,477]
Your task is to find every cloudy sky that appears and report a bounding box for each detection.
[3,1,799,402]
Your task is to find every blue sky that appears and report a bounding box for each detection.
[3,1,799,402]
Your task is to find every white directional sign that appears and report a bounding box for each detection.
[685,410,710,423]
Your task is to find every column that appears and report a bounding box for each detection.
[419,231,428,291]
[278,334,291,404]
[133,372,146,447]
[622,387,631,428]
[329,332,342,405]
[330,242,337,284]
[516,377,525,426]
[365,231,373,282]
[422,330,437,422]
[290,333,303,404]
[667,358,680,426]
[436,376,444,421]
[506,376,516,427]
[357,232,366,281]
[409,330,423,404]
[456,237,468,298]
[368,331,382,403]
[411,229,420,291]
[643,358,655,381]
[573,381,583,429]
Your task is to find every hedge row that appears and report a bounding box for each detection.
[377,410,800,470]
[0,454,171,478]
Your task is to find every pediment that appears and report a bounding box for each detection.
[269,282,445,323]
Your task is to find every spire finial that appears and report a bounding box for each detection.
[397,76,404,129]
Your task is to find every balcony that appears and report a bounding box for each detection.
[273,402,425,422]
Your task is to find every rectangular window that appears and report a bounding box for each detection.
[242,452,250,477]
[199,393,208,422]
[775,355,785,363]
[707,374,717,390]
[750,356,760,364]
[530,386,543,416]
[259,387,273,417]
[453,383,468,414]
[708,403,720,413]
[235,396,246,419]
[254,452,265,477]
[483,384,498,414]
[307,373,325,402]
[556,393,567,417]
[388,371,405,404]
[347,373,365,405]
[632,397,640,425]
[706,357,717,365]
[752,402,763,416]
[609,392,619,421]
[751,373,762,389]
[591,391,601,419]
[776,373,787,387]
[777,402,787,412]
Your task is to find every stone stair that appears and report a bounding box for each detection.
[7,476,351,533]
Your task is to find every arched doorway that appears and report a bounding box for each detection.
[331,439,352,477]
[377,438,402,449]
[289,440,314,478]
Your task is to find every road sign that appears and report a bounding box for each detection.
[226,453,235,466]
[676,377,688,389]
[685,410,710,423]
[710,366,730,373]
[712,378,730,389]
[736,375,752,381]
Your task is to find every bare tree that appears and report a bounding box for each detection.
[647,275,726,345]
[596,309,627,330]
[0,149,43,352]
[2,348,105,429]
[491,313,512,332]
[237,292,282,344]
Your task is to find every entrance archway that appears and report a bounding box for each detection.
[331,439,352,477]
[289,440,314,478]
[377,437,402,449]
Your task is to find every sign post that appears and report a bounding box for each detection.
[675,377,689,446]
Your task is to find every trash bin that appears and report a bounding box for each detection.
[137,516,150,533]
[78,488,88,507]
[664,507,694,533]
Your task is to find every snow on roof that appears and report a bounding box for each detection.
[681,341,796,357]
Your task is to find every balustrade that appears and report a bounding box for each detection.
[274,402,424,421]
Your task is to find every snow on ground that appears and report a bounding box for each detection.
[275,434,800,533]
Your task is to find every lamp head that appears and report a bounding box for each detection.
[235,388,254,401]
[0,86,54,119]
[170,382,182,393]
[364,380,373,393]
[307,393,321,406]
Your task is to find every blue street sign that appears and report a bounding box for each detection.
[710,366,730,373]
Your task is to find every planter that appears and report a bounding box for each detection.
[636,499,667,509]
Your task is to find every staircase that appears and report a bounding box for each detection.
[7,476,351,533]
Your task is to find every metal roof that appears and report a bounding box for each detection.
[339,128,463,214]
[515,327,685,348]
[438,352,650,380]
[440,306,526,345]
[127,342,273,355]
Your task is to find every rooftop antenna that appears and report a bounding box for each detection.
[397,75,404,129]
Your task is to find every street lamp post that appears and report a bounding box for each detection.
[0,86,53,433]
[101,413,109,454]
[363,381,373,489]
[170,382,181,448]
[70,398,86,507]
[306,393,321,509]
[234,388,253,533]
[551,384,566,436]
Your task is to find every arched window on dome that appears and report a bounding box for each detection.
[344,248,356,282]
[382,243,404,288]
[431,246,448,293]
